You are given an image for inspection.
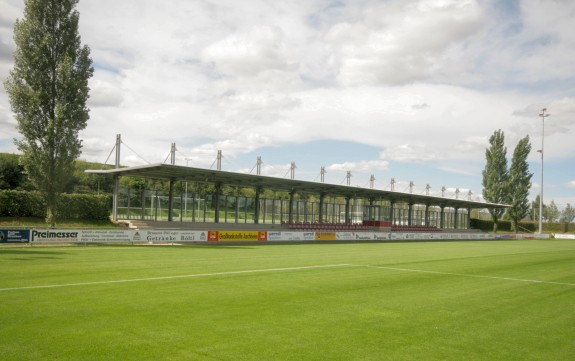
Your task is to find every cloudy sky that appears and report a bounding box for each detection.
[1,0,574,209]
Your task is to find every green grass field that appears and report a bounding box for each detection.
[1,240,574,360]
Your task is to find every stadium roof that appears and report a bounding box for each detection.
[87,163,508,210]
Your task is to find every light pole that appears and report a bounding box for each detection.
[538,108,550,236]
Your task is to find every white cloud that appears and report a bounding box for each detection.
[326,160,389,172]
[380,144,438,163]
[202,26,294,77]
[0,106,14,125]
[567,181,575,189]
[88,76,125,108]
[0,0,574,202]
[326,0,484,86]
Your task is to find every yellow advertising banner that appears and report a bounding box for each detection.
[315,232,336,241]
[216,231,266,241]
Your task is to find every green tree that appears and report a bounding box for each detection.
[72,160,114,194]
[531,195,546,222]
[506,136,532,232]
[482,130,508,232]
[0,153,28,190]
[561,203,575,223]
[547,200,560,222]
[4,0,93,226]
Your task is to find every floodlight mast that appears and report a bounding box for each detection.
[538,108,550,236]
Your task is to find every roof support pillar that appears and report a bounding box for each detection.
[168,178,175,222]
[454,207,459,229]
[112,134,121,222]
[368,198,374,221]
[319,193,326,223]
[289,190,295,223]
[389,201,395,225]
[235,195,240,224]
[345,197,351,224]
[440,206,445,229]
[254,187,262,224]
[408,203,414,226]
[214,183,222,223]
[425,204,430,226]
[112,176,119,222]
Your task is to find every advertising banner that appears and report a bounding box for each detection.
[0,229,31,243]
[17,227,507,244]
[336,232,355,240]
[32,229,82,242]
[30,229,209,243]
[267,231,315,241]
[335,232,388,241]
[78,229,138,243]
[214,231,265,242]
[554,234,575,239]
[373,232,392,241]
[315,232,336,241]
[142,230,208,243]
[208,231,218,241]
[390,233,407,240]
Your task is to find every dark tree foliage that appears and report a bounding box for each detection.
[547,200,560,223]
[4,0,93,226]
[0,153,30,190]
[531,195,546,222]
[482,130,508,232]
[561,203,575,223]
[506,136,532,232]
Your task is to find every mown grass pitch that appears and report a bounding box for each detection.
[1,240,574,361]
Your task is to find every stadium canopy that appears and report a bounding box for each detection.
[87,163,508,222]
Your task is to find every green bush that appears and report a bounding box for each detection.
[56,193,112,220]
[470,218,570,233]
[470,218,505,232]
[0,190,45,217]
[517,222,537,233]
[0,190,111,220]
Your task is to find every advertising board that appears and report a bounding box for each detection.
[315,232,336,241]
[0,229,31,243]
[210,231,267,242]
[30,229,209,243]
[9,227,506,244]
[267,231,315,241]
[554,234,575,240]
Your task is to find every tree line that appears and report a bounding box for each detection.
[481,129,575,232]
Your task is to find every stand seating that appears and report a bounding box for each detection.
[281,221,371,231]
[391,225,441,232]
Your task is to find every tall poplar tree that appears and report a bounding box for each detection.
[561,203,575,223]
[506,135,532,232]
[4,0,93,226]
[482,129,508,232]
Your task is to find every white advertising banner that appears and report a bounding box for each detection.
[32,229,83,242]
[32,229,209,243]
[29,228,505,243]
[335,232,392,241]
[80,229,139,242]
[142,230,208,243]
[554,234,575,239]
[267,231,316,241]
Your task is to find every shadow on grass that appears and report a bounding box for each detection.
[185,244,257,250]
[9,256,64,261]
[0,249,69,256]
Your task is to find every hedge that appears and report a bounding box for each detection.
[0,190,111,220]
[470,218,574,233]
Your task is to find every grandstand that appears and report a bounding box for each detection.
[88,163,508,233]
